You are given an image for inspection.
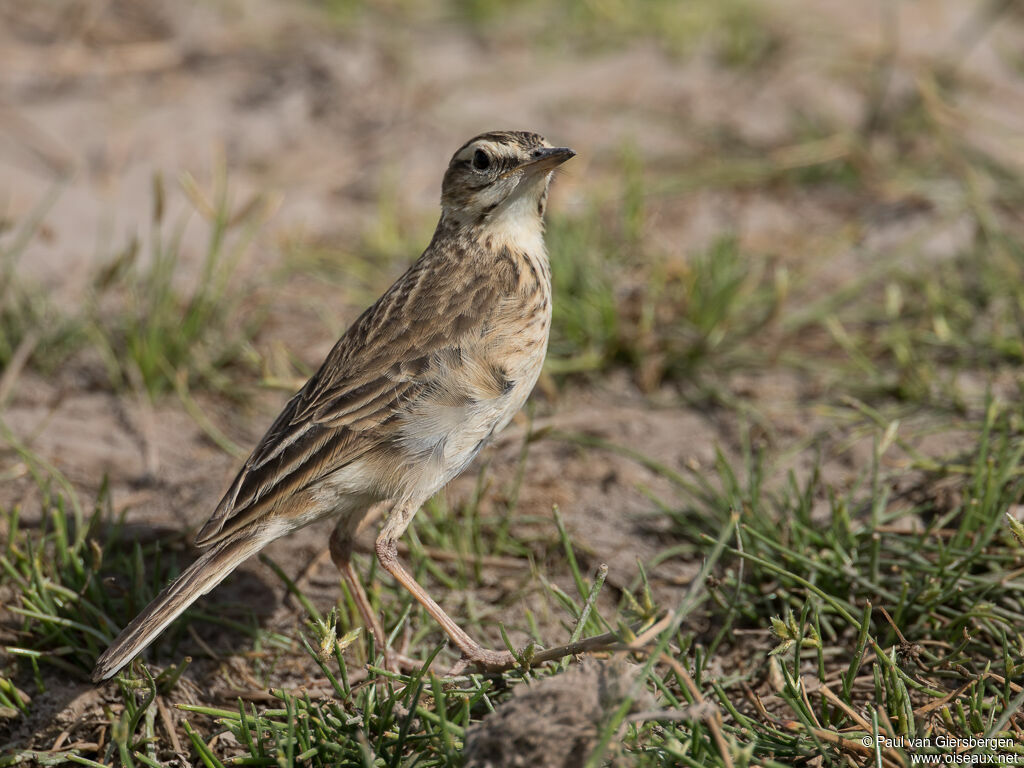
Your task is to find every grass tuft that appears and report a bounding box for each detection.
[0,189,85,379]
[558,399,1024,763]
[548,208,783,389]
[87,166,271,399]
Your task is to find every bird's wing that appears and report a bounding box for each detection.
[194,246,516,547]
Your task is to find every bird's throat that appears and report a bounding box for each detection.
[477,191,546,264]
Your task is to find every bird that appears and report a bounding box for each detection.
[92,130,575,682]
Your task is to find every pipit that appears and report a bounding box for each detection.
[92,131,575,682]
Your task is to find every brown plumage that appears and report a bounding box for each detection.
[92,131,574,682]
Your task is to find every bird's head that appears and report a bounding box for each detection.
[440,131,575,232]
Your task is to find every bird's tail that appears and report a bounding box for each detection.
[91,533,267,682]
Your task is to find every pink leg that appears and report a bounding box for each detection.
[375,502,515,671]
[329,523,420,671]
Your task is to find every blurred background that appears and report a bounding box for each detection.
[2,0,1024,764]
[4,0,1023,397]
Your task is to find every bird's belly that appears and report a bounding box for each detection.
[395,393,513,492]
[394,323,549,500]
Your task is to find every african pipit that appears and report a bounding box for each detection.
[92,131,575,682]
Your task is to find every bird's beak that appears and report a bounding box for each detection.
[517,146,576,175]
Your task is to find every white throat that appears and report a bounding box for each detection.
[480,180,546,257]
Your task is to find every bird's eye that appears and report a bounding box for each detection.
[472,148,491,171]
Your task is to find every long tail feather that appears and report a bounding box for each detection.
[91,533,268,682]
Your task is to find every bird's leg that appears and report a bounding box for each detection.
[376,503,516,671]
[290,504,389,605]
[328,523,419,672]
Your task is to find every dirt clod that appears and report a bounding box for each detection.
[462,659,653,768]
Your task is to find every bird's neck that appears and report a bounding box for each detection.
[479,204,546,262]
[437,202,549,269]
